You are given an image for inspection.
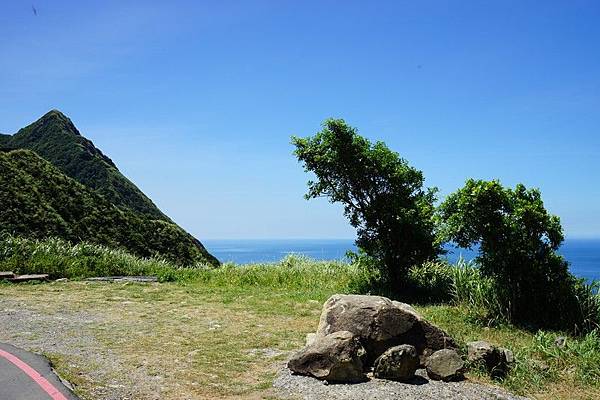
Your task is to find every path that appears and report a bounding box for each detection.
[0,343,79,400]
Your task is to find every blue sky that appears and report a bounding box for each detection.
[1,0,599,239]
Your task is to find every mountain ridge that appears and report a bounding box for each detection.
[1,110,164,220]
[0,110,219,266]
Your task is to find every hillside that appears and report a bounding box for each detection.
[0,148,218,267]
[1,110,166,220]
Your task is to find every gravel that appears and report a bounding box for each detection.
[274,367,529,400]
[0,298,162,400]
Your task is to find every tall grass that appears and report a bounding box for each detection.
[448,257,600,335]
[0,236,361,295]
[0,236,183,281]
[449,257,508,325]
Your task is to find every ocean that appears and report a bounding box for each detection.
[203,238,600,282]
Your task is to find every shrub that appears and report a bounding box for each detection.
[406,260,453,303]
[438,179,592,332]
[292,119,441,290]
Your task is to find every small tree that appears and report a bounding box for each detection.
[438,179,578,328]
[292,119,441,288]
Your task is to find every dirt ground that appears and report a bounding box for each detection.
[0,281,318,399]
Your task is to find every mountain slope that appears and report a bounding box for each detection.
[2,110,166,220]
[0,133,10,147]
[0,149,218,266]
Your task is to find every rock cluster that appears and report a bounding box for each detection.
[288,294,465,383]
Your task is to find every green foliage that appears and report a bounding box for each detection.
[0,133,10,148]
[572,280,600,334]
[2,110,166,220]
[0,236,182,281]
[418,304,600,397]
[292,119,441,288]
[449,258,508,325]
[0,236,360,296]
[406,260,454,303]
[503,330,600,394]
[438,179,582,331]
[0,150,218,266]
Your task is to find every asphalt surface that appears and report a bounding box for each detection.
[0,343,79,400]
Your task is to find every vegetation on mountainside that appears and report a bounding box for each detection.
[0,151,218,266]
[1,110,166,220]
[0,133,10,147]
[292,118,441,287]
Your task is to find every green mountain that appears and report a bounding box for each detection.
[1,110,166,220]
[0,112,219,267]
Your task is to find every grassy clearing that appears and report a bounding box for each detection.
[0,281,327,399]
[1,278,599,399]
[1,237,599,399]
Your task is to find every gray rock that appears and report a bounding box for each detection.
[305,333,317,346]
[554,336,566,349]
[467,341,514,378]
[501,348,514,364]
[425,349,464,381]
[317,294,455,365]
[373,344,419,382]
[288,331,367,383]
[467,340,495,362]
[399,318,458,365]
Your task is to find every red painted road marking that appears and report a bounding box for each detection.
[0,348,68,400]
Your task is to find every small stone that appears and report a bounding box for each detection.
[373,344,419,382]
[425,349,464,381]
[554,336,567,349]
[501,348,514,364]
[467,340,494,363]
[467,341,515,378]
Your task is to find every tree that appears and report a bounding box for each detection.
[292,119,441,287]
[438,179,578,328]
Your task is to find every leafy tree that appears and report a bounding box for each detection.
[438,179,579,329]
[292,119,441,288]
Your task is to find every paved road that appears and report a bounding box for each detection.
[0,343,79,400]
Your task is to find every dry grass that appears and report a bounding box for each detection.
[0,281,323,399]
[1,280,599,399]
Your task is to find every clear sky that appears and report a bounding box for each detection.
[1,1,599,239]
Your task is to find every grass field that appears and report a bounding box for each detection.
[1,239,599,399]
[1,275,599,399]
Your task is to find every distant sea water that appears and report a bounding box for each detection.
[203,238,600,282]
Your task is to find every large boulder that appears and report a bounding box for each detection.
[425,348,465,381]
[287,331,367,383]
[373,344,419,382]
[316,294,457,365]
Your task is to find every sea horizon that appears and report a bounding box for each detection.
[203,238,600,282]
